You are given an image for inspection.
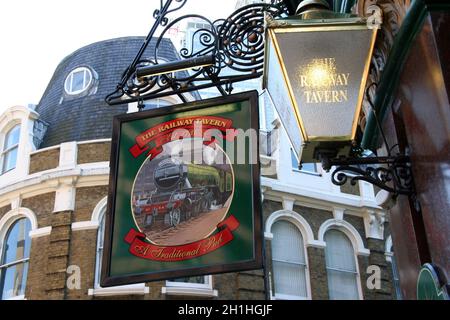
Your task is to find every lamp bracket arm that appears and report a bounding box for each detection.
[321,153,414,197]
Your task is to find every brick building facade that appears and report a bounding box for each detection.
[0,36,399,300]
[0,139,398,299]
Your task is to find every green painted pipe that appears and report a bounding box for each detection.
[361,0,428,150]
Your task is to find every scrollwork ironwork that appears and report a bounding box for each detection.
[320,79,414,197]
[106,0,287,105]
[330,156,413,196]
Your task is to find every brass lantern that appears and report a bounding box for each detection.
[263,0,377,164]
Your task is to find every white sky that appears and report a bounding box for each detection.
[0,0,237,113]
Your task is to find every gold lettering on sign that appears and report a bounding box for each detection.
[298,58,350,104]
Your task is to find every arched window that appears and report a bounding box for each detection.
[0,218,31,300]
[271,220,309,299]
[1,125,20,174]
[94,210,106,287]
[86,199,148,297]
[324,229,360,300]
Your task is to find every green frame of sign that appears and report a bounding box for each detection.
[101,91,263,287]
[417,263,449,300]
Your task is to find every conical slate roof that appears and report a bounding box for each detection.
[36,36,180,148]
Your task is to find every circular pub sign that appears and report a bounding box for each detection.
[417,264,449,300]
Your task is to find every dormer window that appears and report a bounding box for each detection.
[1,125,20,174]
[64,67,93,95]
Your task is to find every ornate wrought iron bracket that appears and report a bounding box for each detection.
[320,154,414,196]
[105,0,288,106]
[318,82,415,198]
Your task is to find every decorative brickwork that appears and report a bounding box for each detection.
[46,211,73,299]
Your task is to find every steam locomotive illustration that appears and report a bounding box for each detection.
[133,158,233,229]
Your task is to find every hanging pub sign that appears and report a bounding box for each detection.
[101,91,262,286]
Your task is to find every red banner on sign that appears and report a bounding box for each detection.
[124,215,240,262]
[129,116,237,159]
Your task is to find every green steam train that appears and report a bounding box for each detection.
[134,159,233,228]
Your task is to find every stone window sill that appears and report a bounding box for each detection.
[162,286,218,298]
[272,293,310,300]
[5,295,25,300]
[88,284,149,297]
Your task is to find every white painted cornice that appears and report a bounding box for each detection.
[0,163,109,208]
[0,105,39,127]
[261,177,383,215]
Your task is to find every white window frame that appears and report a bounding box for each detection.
[0,208,38,301]
[318,219,370,256]
[273,292,309,300]
[323,227,364,300]
[84,197,149,297]
[162,275,218,297]
[290,148,321,176]
[64,67,93,95]
[271,268,310,301]
[1,124,20,175]
[265,210,314,300]
[0,257,30,300]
